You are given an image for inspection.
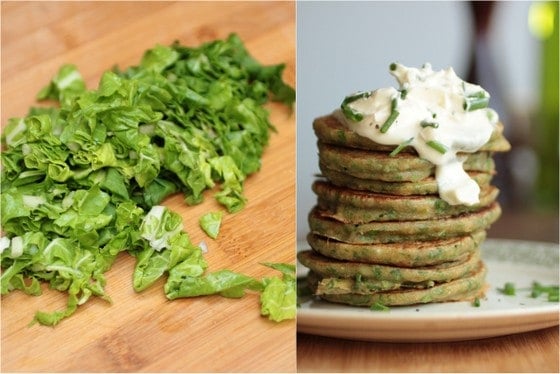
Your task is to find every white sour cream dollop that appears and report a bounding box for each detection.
[334,63,499,206]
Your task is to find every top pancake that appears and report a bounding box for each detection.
[314,113,511,154]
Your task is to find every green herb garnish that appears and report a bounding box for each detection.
[400,89,408,100]
[463,91,490,111]
[500,282,517,295]
[340,91,371,122]
[389,137,414,157]
[379,97,399,133]
[499,281,559,302]
[420,120,439,129]
[529,282,559,302]
[426,140,448,154]
[472,297,481,307]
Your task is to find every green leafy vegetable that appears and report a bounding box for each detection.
[164,262,296,322]
[1,34,295,326]
[165,269,263,299]
[260,263,296,322]
[36,64,86,107]
[199,211,223,239]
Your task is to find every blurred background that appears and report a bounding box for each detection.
[297,1,559,243]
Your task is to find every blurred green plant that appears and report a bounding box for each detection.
[531,1,559,209]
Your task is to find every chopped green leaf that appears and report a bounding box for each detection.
[199,211,223,239]
[1,34,295,326]
[36,64,86,107]
[165,269,263,299]
[260,263,296,322]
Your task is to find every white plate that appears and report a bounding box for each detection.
[297,238,559,342]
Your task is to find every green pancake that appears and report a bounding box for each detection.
[307,230,486,267]
[319,166,494,196]
[308,202,501,244]
[306,261,487,306]
[313,180,499,223]
[313,113,511,153]
[318,142,496,182]
[311,271,440,295]
[297,247,480,283]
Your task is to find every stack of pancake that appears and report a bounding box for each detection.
[298,114,511,307]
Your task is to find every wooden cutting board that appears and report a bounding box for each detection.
[1,2,296,372]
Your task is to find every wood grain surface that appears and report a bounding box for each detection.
[1,2,295,372]
[298,327,559,372]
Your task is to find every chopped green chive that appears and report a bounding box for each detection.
[530,282,559,301]
[426,140,448,154]
[420,120,439,129]
[472,297,481,307]
[380,98,399,133]
[391,96,398,110]
[341,91,371,122]
[463,91,489,111]
[389,137,414,157]
[400,89,408,99]
[370,302,390,312]
[500,282,516,296]
[499,281,558,301]
[341,107,363,121]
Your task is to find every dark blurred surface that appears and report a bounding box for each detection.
[488,208,559,243]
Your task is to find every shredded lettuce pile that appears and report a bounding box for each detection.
[0,34,296,326]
